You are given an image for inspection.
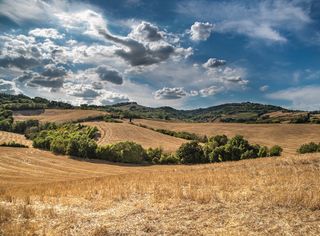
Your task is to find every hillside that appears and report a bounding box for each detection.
[83,121,186,152]
[134,119,320,154]
[0,146,319,235]
[1,93,319,123]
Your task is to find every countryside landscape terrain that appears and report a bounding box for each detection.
[0,93,320,235]
[1,0,320,235]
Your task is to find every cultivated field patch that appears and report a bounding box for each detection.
[13,109,107,123]
[135,119,320,154]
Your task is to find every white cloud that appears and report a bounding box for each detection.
[199,86,223,97]
[190,22,214,41]
[178,0,311,42]
[29,28,64,39]
[267,86,320,110]
[0,79,21,94]
[260,85,269,92]
[203,58,226,68]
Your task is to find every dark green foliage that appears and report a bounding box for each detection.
[176,141,205,164]
[0,93,72,110]
[12,120,39,134]
[32,123,99,158]
[258,146,269,157]
[96,142,146,163]
[269,145,283,156]
[159,153,180,164]
[209,135,228,146]
[0,141,28,148]
[146,147,163,163]
[297,142,319,154]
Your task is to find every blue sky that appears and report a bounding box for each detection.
[0,0,319,110]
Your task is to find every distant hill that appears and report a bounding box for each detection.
[1,93,318,123]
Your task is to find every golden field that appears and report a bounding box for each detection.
[134,119,320,154]
[13,109,107,124]
[83,121,186,152]
[0,146,319,235]
[1,119,320,235]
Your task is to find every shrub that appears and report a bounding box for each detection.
[111,141,146,163]
[0,141,28,148]
[96,145,118,162]
[269,145,283,156]
[209,146,226,162]
[209,135,228,146]
[12,120,39,134]
[176,141,205,164]
[258,146,269,157]
[50,136,67,155]
[146,147,163,163]
[159,153,180,164]
[297,142,319,154]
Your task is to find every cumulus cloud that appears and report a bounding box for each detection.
[199,86,223,97]
[98,29,175,67]
[178,0,311,42]
[29,28,64,39]
[190,22,214,41]
[98,92,129,105]
[95,66,123,85]
[16,71,64,89]
[203,58,226,68]
[129,21,163,42]
[42,64,67,78]
[154,87,188,100]
[267,86,320,110]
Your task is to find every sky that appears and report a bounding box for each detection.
[0,0,319,110]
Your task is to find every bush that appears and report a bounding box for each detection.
[110,141,146,163]
[269,145,283,156]
[159,153,180,164]
[297,142,319,154]
[146,147,163,163]
[258,146,269,157]
[96,145,118,162]
[209,135,228,146]
[0,141,28,148]
[176,141,205,164]
[12,120,39,134]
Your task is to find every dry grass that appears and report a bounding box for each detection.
[135,119,320,154]
[83,121,186,152]
[0,131,32,147]
[13,109,107,123]
[0,145,320,235]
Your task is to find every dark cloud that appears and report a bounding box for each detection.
[98,29,175,67]
[95,66,123,84]
[15,70,64,89]
[71,88,100,98]
[0,56,39,69]
[154,87,188,99]
[203,58,226,68]
[42,64,67,77]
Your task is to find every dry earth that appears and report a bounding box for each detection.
[135,119,320,154]
[13,109,107,123]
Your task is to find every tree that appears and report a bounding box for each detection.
[176,141,205,164]
[269,145,283,156]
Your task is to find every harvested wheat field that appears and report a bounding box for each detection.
[83,121,186,152]
[0,146,320,235]
[13,109,107,123]
[0,131,32,147]
[135,119,320,154]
